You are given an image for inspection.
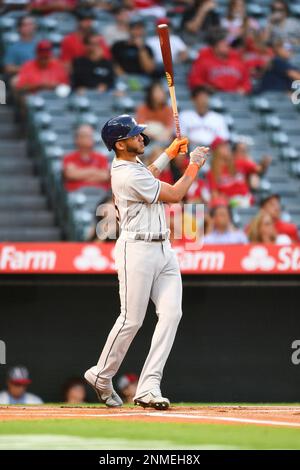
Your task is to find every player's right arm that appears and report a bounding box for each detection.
[158,146,209,203]
[147,137,188,178]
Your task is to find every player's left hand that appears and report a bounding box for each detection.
[190,146,210,168]
[165,137,189,159]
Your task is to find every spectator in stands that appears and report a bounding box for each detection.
[221,0,259,45]
[180,85,229,148]
[123,0,166,18]
[112,17,158,78]
[146,18,188,65]
[207,137,264,207]
[16,40,69,93]
[60,9,110,69]
[221,0,245,43]
[182,0,220,42]
[256,39,300,94]
[63,378,87,403]
[186,177,211,204]
[72,33,115,92]
[0,366,43,405]
[63,124,110,192]
[247,209,292,244]
[188,27,252,94]
[117,373,138,404]
[136,81,174,142]
[264,0,300,46]
[232,141,272,191]
[204,203,248,244]
[28,0,77,14]
[102,6,130,46]
[230,29,274,80]
[260,194,299,242]
[219,0,272,78]
[4,16,37,78]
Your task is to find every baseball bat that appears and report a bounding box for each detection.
[157,23,181,139]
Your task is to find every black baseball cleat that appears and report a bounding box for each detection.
[134,392,170,410]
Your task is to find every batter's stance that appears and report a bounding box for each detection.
[85,115,209,409]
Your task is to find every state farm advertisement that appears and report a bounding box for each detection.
[0,243,300,274]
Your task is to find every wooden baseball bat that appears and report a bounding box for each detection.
[157,23,181,139]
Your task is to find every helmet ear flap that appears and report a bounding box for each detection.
[141,133,150,147]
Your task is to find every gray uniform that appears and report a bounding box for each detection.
[94,156,182,399]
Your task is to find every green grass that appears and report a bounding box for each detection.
[0,419,299,449]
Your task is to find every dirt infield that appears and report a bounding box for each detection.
[1,405,300,428]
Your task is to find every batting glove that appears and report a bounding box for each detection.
[190,146,210,168]
[165,137,189,159]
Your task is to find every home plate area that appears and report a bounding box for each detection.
[1,405,300,428]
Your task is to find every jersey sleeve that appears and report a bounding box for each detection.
[126,168,161,204]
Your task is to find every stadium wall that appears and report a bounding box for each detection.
[0,274,299,403]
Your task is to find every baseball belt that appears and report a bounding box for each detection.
[120,230,170,242]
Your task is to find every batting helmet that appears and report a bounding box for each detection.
[101,114,150,151]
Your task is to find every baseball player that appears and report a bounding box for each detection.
[85,115,209,410]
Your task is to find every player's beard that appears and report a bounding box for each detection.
[127,143,144,155]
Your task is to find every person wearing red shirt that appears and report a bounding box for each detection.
[63,125,110,192]
[186,177,211,204]
[60,9,111,68]
[29,0,76,14]
[232,141,272,191]
[207,137,262,206]
[236,35,273,79]
[188,27,251,93]
[123,0,166,16]
[260,194,299,242]
[16,40,69,93]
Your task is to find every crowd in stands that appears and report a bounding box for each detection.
[1,0,300,244]
[0,365,138,404]
[4,1,300,94]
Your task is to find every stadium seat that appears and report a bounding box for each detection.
[271,131,289,147]
[232,116,258,133]
[251,97,273,113]
[70,209,94,240]
[280,119,300,135]
[279,147,300,161]
[247,3,269,18]
[260,114,281,131]
[113,95,136,113]
[267,180,300,198]
[76,112,98,128]
[69,95,91,113]
[289,3,300,18]
[0,227,61,242]
[265,163,289,181]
